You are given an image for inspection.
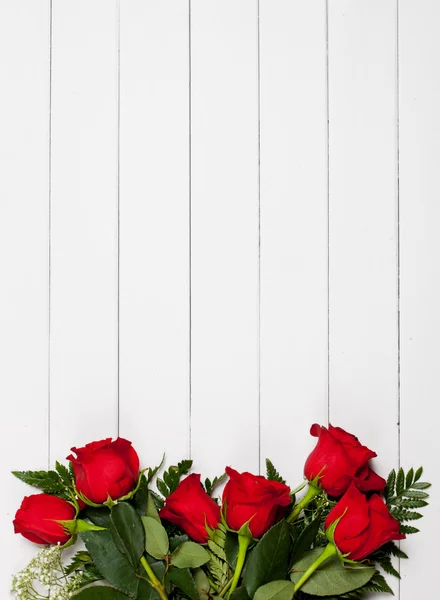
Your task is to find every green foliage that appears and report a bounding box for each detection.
[65,550,93,575]
[290,548,375,597]
[142,516,169,560]
[290,518,321,564]
[385,466,430,532]
[244,520,292,598]
[12,467,74,501]
[73,587,130,599]
[204,472,227,496]
[110,503,145,568]
[254,581,295,600]
[206,522,230,592]
[170,541,210,569]
[157,460,193,498]
[294,569,393,599]
[265,459,286,484]
[167,568,199,600]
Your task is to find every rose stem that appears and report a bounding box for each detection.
[140,555,169,600]
[227,533,251,599]
[286,483,321,523]
[292,543,337,594]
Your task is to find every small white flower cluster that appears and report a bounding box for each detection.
[11,544,83,600]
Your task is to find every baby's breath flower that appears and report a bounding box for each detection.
[11,545,83,600]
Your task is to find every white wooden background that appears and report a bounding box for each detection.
[0,1,438,598]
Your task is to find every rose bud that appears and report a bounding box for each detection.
[354,463,386,494]
[159,473,221,543]
[67,437,140,504]
[222,467,291,538]
[304,424,380,497]
[13,493,76,545]
[325,482,405,560]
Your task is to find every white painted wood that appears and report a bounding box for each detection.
[50,0,119,460]
[259,0,328,481]
[399,1,440,596]
[119,1,190,470]
[0,1,50,594]
[328,0,398,474]
[190,0,260,477]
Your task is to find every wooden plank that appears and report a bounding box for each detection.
[328,0,399,495]
[259,0,328,480]
[399,1,440,596]
[119,1,190,469]
[50,1,119,461]
[191,0,259,477]
[0,1,50,592]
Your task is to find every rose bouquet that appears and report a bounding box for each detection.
[11,425,430,600]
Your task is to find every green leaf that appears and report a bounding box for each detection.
[265,459,286,484]
[396,468,405,496]
[170,541,210,568]
[55,461,73,486]
[225,531,239,569]
[83,506,111,528]
[205,473,227,496]
[11,469,67,496]
[244,520,292,598]
[379,556,400,578]
[110,502,145,568]
[402,490,429,499]
[137,579,160,600]
[178,459,193,475]
[73,587,130,599]
[193,568,211,600]
[146,492,161,522]
[290,517,321,563]
[254,581,295,600]
[230,587,251,600]
[81,530,139,598]
[414,466,423,482]
[167,567,199,600]
[142,516,169,559]
[409,481,431,490]
[132,474,149,516]
[400,524,419,534]
[169,534,190,553]
[290,548,375,597]
[405,468,414,489]
[65,550,93,575]
[157,478,169,498]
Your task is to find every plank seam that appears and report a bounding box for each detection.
[326,0,330,427]
[257,0,261,476]
[117,0,121,438]
[396,0,401,595]
[48,0,53,470]
[189,0,193,460]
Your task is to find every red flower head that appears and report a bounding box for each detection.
[13,493,76,545]
[222,467,291,538]
[304,424,383,497]
[325,482,405,560]
[67,437,140,504]
[159,474,221,543]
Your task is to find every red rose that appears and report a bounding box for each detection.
[159,473,221,543]
[325,482,405,560]
[304,424,380,497]
[354,463,386,494]
[222,467,291,538]
[67,437,140,504]
[13,493,76,545]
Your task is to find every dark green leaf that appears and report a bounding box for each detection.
[414,466,423,482]
[402,490,429,499]
[132,474,149,516]
[55,461,72,486]
[400,525,419,534]
[110,502,145,568]
[290,518,321,564]
[379,556,400,578]
[81,530,139,598]
[178,460,193,475]
[11,469,66,496]
[73,586,130,599]
[65,550,92,575]
[405,468,414,489]
[230,587,251,600]
[225,531,239,569]
[265,459,286,484]
[157,478,169,498]
[385,470,396,501]
[411,481,431,490]
[146,492,161,522]
[83,506,111,528]
[205,473,227,496]
[167,568,198,600]
[169,534,189,553]
[244,520,292,598]
[137,579,160,600]
[290,548,374,596]
[396,468,405,496]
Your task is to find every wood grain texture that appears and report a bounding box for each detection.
[50,0,119,458]
[190,0,260,477]
[119,1,190,469]
[399,1,440,596]
[0,1,50,593]
[259,0,328,480]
